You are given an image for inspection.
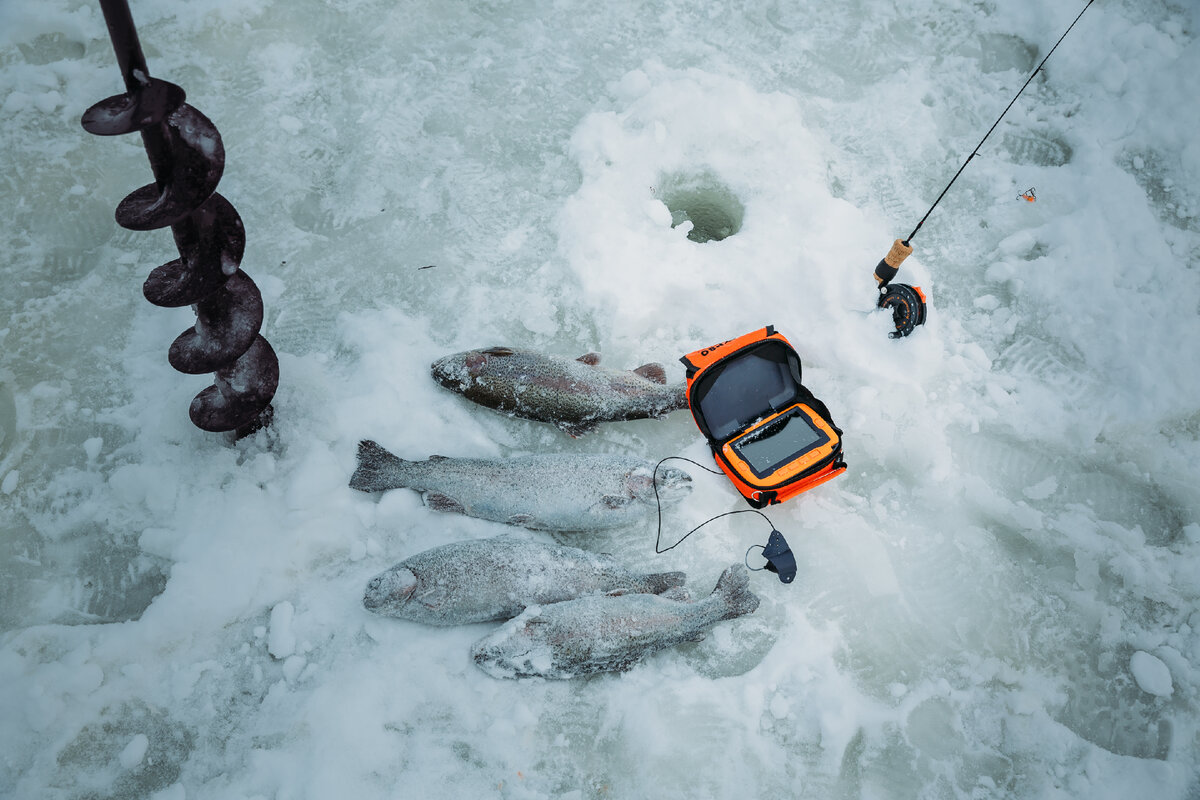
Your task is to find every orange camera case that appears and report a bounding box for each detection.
[681,326,846,508]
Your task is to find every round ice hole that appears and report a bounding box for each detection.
[658,172,745,243]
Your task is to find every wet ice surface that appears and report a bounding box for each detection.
[2,0,1199,798]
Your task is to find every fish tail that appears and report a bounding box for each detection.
[349,439,409,492]
[712,564,760,619]
[644,571,687,594]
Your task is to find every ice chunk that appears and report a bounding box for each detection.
[268,601,296,660]
[119,733,149,769]
[1022,477,1058,501]
[1129,650,1173,697]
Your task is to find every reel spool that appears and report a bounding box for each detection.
[878,283,927,339]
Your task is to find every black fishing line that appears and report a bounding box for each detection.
[904,0,1096,244]
[652,457,798,582]
[652,456,773,552]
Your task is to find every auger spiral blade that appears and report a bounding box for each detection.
[168,271,265,375]
[189,336,280,434]
[143,193,246,308]
[80,77,185,136]
[114,104,225,232]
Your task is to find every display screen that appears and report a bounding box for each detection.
[732,408,828,477]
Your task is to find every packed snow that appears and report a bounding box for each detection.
[2,0,1198,798]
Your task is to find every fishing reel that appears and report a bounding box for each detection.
[871,239,927,339]
[877,282,927,339]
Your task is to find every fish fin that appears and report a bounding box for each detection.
[598,495,633,510]
[605,588,631,597]
[644,571,687,594]
[423,492,466,514]
[633,362,667,384]
[577,352,601,365]
[428,454,451,461]
[505,514,538,528]
[660,586,692,602]
[349,439,409,492]
[482,346,515,357]
[559,420,599,438]
[414,584,447,610]
[687,631,707,642]
[713,564,760,619]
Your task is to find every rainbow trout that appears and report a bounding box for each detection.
[471,564,760,679]
[362,535,687,626]
[350,440,691,532]
[430,347,688,436]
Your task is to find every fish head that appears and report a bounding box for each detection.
[471,612,553,678]
[430,347,517,391]
[627,464,693,505]
[362,566,418,615]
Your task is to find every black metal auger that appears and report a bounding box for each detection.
[81,0,278,436]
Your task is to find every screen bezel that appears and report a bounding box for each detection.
[727,404,833,480]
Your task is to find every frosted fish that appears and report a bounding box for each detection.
[471,564,760,679]
[350,440,691,531]
[430,346,688,436]
[362,535,687,626]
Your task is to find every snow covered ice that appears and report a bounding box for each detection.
[2,0,1199,798]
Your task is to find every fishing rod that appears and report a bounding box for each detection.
[872,0,1096,338]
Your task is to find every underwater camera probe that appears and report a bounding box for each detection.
[868,0,1095,339]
